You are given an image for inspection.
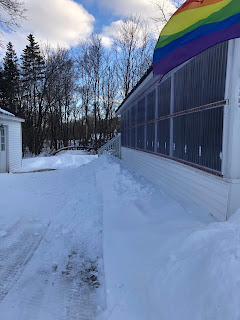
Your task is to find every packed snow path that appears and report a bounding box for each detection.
[0,218,49,301]
[0,155,104,320]
[1,154,240,319]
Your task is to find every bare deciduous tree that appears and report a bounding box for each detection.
[0,0,25,31]
[101,54,118,139]
[113,14,153,98]
[77,34,105,145]
[44,47,75,150]
[151,0,184,26]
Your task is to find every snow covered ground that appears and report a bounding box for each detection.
[0,154,104,320]
[20,152,97,172]
[1,154,240,319]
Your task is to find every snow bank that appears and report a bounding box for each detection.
[55,149,90,155]
[19,153,97,171]
[95,156,240,320]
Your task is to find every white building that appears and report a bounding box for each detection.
[0,107,24,173]
[117,39,240,221]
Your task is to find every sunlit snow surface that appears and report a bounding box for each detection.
[1,154,240,319]
[20,151,98,172]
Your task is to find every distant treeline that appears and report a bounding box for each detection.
[0,15,153,155]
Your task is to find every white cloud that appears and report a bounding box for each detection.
[99,0,176,48]
[101,35,113,47]
[0,0,95,54]
[101,20,122,47]
[101,19,152,48]
[99,0,175,22]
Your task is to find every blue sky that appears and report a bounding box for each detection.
[0,0,175,55]
[78,0,118,33]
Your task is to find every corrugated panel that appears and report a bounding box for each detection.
[131,105,136,127]
[137,98,145,124]
[146,89,156,121]
[174,41,228,112]
[130,127,136,148]
[121,147,229,221]
[158,77,171,117]
[126,128,130,147]
[120,112,126,146]
[200,107,223,171]
[137,125,145,150]
[157,119,170,156]
[146,123,155,152]
[120,42,228,174]
[173,107,224,172]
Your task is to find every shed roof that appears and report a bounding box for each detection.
[0,108,15,117]
[0,106,25,121]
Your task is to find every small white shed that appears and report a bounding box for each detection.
[0,107,24,173]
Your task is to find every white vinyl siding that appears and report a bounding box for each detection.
[8,122,22,171]
[0,117,23,172]
[121,147,229,221]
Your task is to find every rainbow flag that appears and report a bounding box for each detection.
[153,0,240,76]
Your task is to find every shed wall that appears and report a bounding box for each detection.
[121,146,229,221]
[0,118,22,172]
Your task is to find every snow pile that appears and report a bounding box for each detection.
[56,149,90,155]
[19,153,97,171]
[96,156,240,320]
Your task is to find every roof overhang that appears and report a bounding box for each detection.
[0,113,25,122]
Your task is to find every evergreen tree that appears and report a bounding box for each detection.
[21,34,45,85]
[2,42,20,112]
[0,66,5,106]
[20,34,45,154]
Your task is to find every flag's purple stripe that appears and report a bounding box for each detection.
[153,22,240,76]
